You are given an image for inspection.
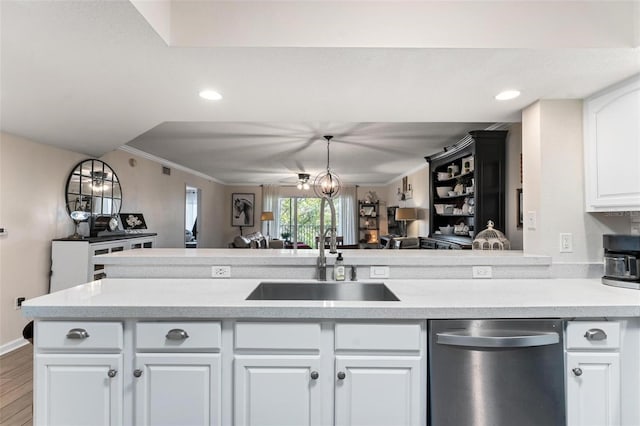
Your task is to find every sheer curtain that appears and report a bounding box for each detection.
[262,185,280,239]
[339,185,358,244]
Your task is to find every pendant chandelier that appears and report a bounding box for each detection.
[313,135,342,198]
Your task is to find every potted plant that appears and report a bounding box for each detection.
[281,231,291,242]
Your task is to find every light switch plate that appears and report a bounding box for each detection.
[526,211,537,230]
[559,233,573,253]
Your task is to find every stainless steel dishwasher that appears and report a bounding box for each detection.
[429,319,565,426]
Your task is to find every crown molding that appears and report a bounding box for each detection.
[118,145,226,185]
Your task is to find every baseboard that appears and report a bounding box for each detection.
[0,338,29,356]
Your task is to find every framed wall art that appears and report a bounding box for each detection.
[232,193,255,228]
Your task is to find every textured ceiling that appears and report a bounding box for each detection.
[1,1,638,184]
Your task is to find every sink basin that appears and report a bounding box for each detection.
[246,282,400,301]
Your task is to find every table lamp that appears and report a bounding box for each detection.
[395,208,417,237]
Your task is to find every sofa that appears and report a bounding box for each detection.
[228,232,285,249]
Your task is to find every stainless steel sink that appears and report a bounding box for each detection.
[246,282,400,301]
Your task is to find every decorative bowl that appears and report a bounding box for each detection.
[436,186,452,198]
[437,172,450,181]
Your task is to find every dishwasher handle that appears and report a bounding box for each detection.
[436,330,559,348]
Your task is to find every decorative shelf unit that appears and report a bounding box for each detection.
[358,201,380,246]
[425,130,507,248]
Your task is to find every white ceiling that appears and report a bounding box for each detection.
[1,1,639,185]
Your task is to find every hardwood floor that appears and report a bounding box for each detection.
[0,344,33,426]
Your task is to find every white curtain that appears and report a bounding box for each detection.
[339,185,358,244]
[262,185,280,238]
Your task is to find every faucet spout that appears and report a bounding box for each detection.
[317,196,337,280]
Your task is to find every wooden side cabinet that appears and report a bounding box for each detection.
[425,130,507,248]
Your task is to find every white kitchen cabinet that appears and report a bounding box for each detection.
[583,74,640,212]
[35,354,123,426]
[334,356,422,426]
[134,321,222,426]
[232,321,426,426]
[566,352,621,426]
[234,355,323,426]
[50,234,156,292]
[134,354,221,426]
[565,321,623,426]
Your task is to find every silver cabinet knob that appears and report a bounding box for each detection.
[107,369,117,378]
[584,328,607,341]
[66,328,90,339]
[310,371,319,380]
[337,371,346,380]
[133,369,143,378]
[572,368,583,377]
[166,329,190,340]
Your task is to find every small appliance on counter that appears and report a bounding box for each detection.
[603,234,640,289]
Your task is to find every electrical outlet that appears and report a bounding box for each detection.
[211,266,231,278]
[560,233,573,252]
[15,297,25,310]
[472,266,492,279]
[370,266,390,279]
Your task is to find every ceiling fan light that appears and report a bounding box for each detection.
[303,182,310,190]
[297,182,303,190]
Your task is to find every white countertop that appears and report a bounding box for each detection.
[23,278,640,319]
[96,248,552,267]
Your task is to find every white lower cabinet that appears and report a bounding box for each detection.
[334,356,422,426]
[565,321,623,426]
[134,354,221,426]
[35,354,123,426]
[232,321,426,426]
[566,352,621,426]
[234,355,323,426]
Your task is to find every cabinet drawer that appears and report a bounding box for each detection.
[566,321,620,350]
[36,321,123,351]
[335,322,422,352]
[235,322,321,351]
[136,322,221,352]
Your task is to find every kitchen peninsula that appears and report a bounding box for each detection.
[23,247,640,426]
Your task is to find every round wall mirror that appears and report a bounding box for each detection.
[65,159,122,217]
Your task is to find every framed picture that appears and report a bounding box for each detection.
[232,193,254,227]
[517,188,523,228]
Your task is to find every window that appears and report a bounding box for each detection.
[278,197,343,247]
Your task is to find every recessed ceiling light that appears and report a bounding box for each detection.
[199,90,223,101]
[495,90,521,101]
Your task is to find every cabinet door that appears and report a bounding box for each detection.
[334,356,422,426]
[35,354,123,426]
[134,353,221,426]
[566,352,621,426]
[584,75,640,211]
[234,355,323,426]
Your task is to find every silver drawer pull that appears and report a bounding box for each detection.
[66,328,90,339]
[310,371,319,380]
[166,329,190,340]
[572,368,583,377]
[133,369,143,378]
[584,328,607,341]
[107,369,117,378]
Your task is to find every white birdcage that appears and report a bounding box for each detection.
[472,220,511,250]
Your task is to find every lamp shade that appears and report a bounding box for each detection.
[260,212,274,221]
[395,208,417,221]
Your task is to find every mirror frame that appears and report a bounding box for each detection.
[65,159,122,217]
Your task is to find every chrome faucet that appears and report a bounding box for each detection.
[317,196,337,281]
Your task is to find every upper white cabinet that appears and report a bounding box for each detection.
[584,74,640,211]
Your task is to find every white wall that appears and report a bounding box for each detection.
[380,167,430,238]
[522,100,630,261]
[101,150,226,248]
[0,132,228,348]
[0,132,85,349]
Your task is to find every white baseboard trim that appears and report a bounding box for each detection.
[0,338,29,356]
